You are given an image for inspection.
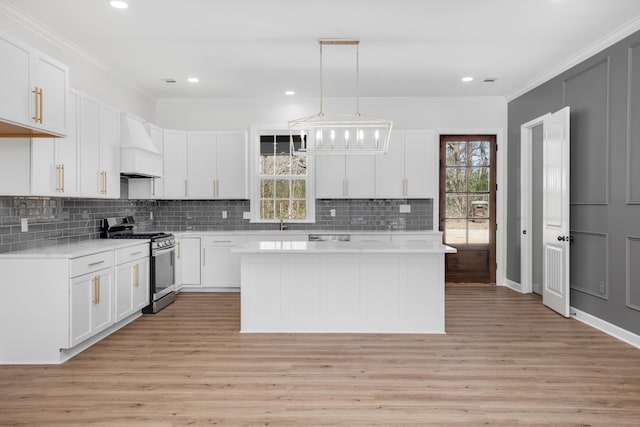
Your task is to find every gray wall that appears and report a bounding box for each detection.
[508,31,640,334]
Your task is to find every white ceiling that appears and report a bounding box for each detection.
[6,0,640,100]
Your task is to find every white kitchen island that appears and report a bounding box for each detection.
[232,240,456,334]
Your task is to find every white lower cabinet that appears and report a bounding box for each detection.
[114,243,150,322]
[70,268,113,348]
[201,235,248,287]
[176,237,201,288]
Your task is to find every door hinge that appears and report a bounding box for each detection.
[496,183,498,191]
[496,144,498,152]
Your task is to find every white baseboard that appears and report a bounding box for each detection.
[532,282,542,295]
[571,306,640,350]
[179,286,240,293]
[500,279,522,293]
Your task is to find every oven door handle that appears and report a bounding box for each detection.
[152,246,176,256]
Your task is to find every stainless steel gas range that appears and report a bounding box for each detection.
[102,216,176,313]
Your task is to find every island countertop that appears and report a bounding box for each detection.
[232,240,457,254]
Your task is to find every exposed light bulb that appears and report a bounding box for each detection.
[187,77,199,83]
[358,130,364,148]
[330,130,336,148]
[374,130,380,149]
[300,131,306,150]
[315,130,322,148]
[344,130,350,148]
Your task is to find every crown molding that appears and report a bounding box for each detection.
[507,15,640,102]
[0,0,155,101]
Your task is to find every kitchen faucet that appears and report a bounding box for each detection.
[279,218,288,231]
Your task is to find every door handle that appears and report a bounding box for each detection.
[557,236,566,241]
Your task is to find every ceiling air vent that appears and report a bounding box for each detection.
[483,77,499,83]
[163,78,177,84]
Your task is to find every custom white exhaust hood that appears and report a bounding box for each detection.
[120,115,162,178]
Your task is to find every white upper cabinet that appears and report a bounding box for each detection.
[375,130,437,199]
[187,132,218,199]
[216,131,248,199]
[315,155,375,199]
[79,94,121,198]
[162,129,188,198]
[100,105,121,198]
[0,32,67,137]
[158,130,247,200]
[31,89,80,196]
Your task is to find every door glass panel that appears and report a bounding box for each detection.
[444,220,467,244]
[446,141,467,166]
[446,194,467,218]
[468,141,490,166]
[468,195,489,218]
[468,167,489,192]
[446,168,466,192]
[469,219,489,244]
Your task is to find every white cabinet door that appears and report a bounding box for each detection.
[132,258,150,311]
[315,155,345,198]
[216,131,248,198]
[345,155,375,198]
[79,94,102,197]
[201,236,247,287]
[404,130,436,198]
[92,270,114,334]
[69,269,113,347]
[0,33,67,136]
[162,130,188,199]
[69,273,94,347]
[176,237,201,287]
[115,258,149,321]
[375,131,405,198]
[100,105,121,198]
[0,35,31,130]
[30,89,80,196]
[187,132,217,199]
[31,53,67,136]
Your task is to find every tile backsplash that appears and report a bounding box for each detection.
[0,191,433,253]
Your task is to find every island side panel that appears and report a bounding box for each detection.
[240,251,445,333]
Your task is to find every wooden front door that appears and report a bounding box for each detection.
[440,135,497,283]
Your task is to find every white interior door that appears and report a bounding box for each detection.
[542,107,570,317]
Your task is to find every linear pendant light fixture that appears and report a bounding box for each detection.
[289,39,393,155]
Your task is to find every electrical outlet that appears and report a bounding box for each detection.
[243,211,251,220]
[399,204,411,213]
[21,218,28,232]
[599,282,606,294]
[150,211,154,220]
[330,208,336,217]
[222,211,228,219]
[81,210,89,219]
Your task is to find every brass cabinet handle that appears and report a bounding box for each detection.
[213,240,232,244]
[184,180,188,197]
[202,248,206,266]
[61,164,65,192]
[104,171,107,194]
[88,260,105,266]
[133,264,140,288]
[130,251,143,256]
[55,165,61,192]
[216,180,219,197]
[151,177,156,197]
[38,87,43,123]
[92,276,99,305]
[32,87,39,121]
[177,242,181,259]
[97,276,101,304]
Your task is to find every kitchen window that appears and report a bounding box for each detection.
[253,133,315,222]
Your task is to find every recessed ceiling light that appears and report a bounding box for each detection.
[285,90,295,96]
[461,76,474,83]
[187,77,199,83]
[110,1,128,9]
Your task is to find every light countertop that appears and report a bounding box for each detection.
[232,240,456,254]
[0,239,149,259]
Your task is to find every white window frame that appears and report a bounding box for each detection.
[249,124,315,223]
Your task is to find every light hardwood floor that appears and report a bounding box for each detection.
[1,284,639,426]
